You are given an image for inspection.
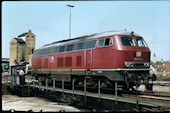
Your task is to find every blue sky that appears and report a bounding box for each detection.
[2,1,170,61]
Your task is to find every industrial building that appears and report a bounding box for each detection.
[9,30,36,67]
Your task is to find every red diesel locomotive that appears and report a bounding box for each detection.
[31,30,152,90]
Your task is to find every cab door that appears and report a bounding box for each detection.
[34,56,38,69]
[86,49,93,69]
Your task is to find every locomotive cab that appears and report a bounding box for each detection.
[114,33,153,90]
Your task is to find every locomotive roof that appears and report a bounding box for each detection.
[38,30,141,50]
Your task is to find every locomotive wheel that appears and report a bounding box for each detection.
[100,82,107,88]
[122,82,130,90]
[128,74,137,82]
[78,81,83,86]
[146,83,153,90]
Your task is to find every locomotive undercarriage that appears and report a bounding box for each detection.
[32,69,155,92]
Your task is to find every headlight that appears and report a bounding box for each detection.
[130,63,134,67]
[125,62,133,67]
[125,62,149,68]
[144,62,150,67]
[125,62,130,67]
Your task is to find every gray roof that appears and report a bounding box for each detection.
[14,38,26,43]
[18,32,28,37]
[2,58,9,61]
[39,30,141,50]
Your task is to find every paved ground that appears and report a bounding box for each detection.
[2,94,81,112]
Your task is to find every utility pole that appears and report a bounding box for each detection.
[67,5,74,39]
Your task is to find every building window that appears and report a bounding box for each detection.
[32,49,34,54]
[11,42,16,45]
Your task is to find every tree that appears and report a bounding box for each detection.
[151,61,163,66]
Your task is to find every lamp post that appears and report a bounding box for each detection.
[67,5,74,39]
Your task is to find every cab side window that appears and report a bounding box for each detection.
[98,37,113,47]
[104,38,110,46]
[98,39,104,47]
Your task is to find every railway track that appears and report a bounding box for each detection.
[8,78,169,112]
[122,93,170,102]
[32,80,170,103]
[122,88,170,102]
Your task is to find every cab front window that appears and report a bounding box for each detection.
[136,38,148,47]
[121,37,136,46]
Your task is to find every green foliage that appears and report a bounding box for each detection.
[150,72,170,76]
[151,61,163,65]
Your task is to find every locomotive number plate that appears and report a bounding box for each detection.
[136,51,142,57]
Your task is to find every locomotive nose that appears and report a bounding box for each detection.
[123,50,150,66]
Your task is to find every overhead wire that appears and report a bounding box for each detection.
[148,40,170,45]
